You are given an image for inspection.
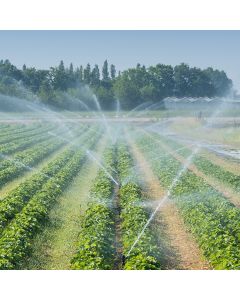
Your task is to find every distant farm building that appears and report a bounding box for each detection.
[163,97,240,110]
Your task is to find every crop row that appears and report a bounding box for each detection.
[0,124,29,138]
[0,124,30,138]
[71,146,116,270]
[0,123,11,130]
[0,150,72,230]
[117,143,161,270]
[0,139,65,187]
[0,128,57,157]
[72,141,161,270]
[159,135,240,193]
[0,124,86,187]
[0,121,80,158]
[0,123,84,171]
[0,127,102,269]
[0,123,54,150]
[0,125,93,231]
[0,123,53,145]
[137,133,240,269]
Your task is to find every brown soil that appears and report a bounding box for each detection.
[126,132,210,270]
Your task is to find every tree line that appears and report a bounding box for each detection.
[0,59,233,110]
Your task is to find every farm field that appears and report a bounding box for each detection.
[0,112,240,270]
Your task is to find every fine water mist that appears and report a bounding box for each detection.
[92,94,114,142]
[115,98,121,118]
[48,131,119,186]
[126,99,235,256]
[1,87,239,260]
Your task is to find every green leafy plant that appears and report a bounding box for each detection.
[117,143,161,270]
[71,147,116,270]
[0,127,101,269]
[138,134,240,270]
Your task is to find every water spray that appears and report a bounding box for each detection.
[126,100,229,257]
[48,131,119,186]
[126,145,200,257]
[86,150,119,186]
[92,94,114,142]
[125,101,153,117]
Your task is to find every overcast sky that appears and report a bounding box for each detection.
[0,30,239,91]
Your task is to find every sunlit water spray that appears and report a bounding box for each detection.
[161,132,240,161]
[0,152,61,188]
[63,94,99,120]
[132,101,166,118]
[126,100,230,257]
[126,146,199,257]
[115,98,121,118]
[0,84,78,140]
[0,153,36,171]
[0,127,81,185]
[86,150,119,186]
[26,103,76,138]
[48,131,119,185]
[92,94,114,142]
[128,142,196,175]
[125,101,153,117]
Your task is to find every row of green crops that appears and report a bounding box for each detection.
[0,123,54,145]
[0,127,102,269]
[0,123,34,138]
[0,121,82,159]
[0,127,57,156]
[0,123,34,141]
[71,146,116,270]
[0,139,65,187]
[0,125,87,187]
[137,132,240,269]
[0,123,54,148]
[72,141,162,270]
[117,143,161,270]
[158,134,240,193]
[0,123,13,132]
[0,125,94,230]
[0,124,84,171]
[0,151,71,230]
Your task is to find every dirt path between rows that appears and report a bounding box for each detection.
[24,136,107,270]
[153,137,240,208]
[126,133,210,270]
[200,150,240,176]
